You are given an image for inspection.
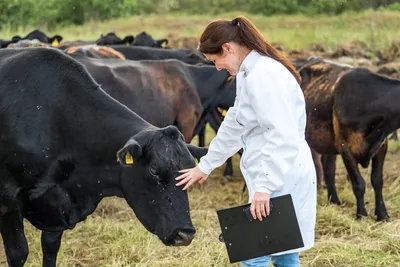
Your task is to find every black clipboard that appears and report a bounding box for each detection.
[216,194,304,263]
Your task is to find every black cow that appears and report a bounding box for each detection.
[11,29,63,46]
[295,56,400,221]
[96,32,135,46]
[0,48,207,267]
[0,36,21,49]
[133,31,168,47]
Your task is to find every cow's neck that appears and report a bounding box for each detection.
[67,85,154,164]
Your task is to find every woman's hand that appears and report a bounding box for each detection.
[175,166,209,190]
[250,192,271,221]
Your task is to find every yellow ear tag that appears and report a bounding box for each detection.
[222,110,227,116]
[227,75,233,82]
[194,158,199,165]
[125,152,134,164]
[51,39,59,47]
[125,42,130,46]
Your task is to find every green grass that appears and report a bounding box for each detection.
[1,126,400,267]
[1,10,400,51]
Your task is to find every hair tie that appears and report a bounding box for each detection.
[231,19,238,26]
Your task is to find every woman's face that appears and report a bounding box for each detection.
[204,42,242,76]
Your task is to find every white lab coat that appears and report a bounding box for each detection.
[198,50,317,255]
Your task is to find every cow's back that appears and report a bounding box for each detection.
[0,48,121,167]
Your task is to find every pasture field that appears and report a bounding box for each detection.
[0,10,400,51]
[1,126,400,267]
[1,11,400,267]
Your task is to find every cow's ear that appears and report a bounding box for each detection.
[156,38,168,47]
[186,144,208,161]
[117,138,142,166]
[50,35,63,47]
[123,35,134,45]
[11,35,21,41]
[53,35,63,42]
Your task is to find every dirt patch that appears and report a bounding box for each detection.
[376,61,400,79]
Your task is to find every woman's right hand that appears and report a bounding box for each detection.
[175,166,209,190]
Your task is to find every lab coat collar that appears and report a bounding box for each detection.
[238,49,261,75]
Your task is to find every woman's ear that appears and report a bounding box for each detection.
[222,42,234,54]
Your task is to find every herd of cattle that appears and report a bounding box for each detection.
[0,29,399,266]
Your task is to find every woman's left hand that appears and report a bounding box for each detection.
[250,192,271,221]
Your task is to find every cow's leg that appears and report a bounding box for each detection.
[322,154,340,205]
[0,207,29,267]
[0,169,29,267]
[371,140,389,221]
[198,126,206,147]
[341,145,367,219]
[311,149,324,189]
[42,231,64,267]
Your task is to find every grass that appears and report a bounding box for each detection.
[0,10,400,51]
[1,126,400,267]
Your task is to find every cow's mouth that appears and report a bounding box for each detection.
[166,228,196,246]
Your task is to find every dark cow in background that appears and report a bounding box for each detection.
[59,31,168,49]
[11,29,63,46]
[96,32,134,46]
[133,31,168,47]
[0,36,21,48]
[108,45,209,65]
[295,56,400,221]
[69,54,204,142]
[0,29,63,49]
[67,54,235,144]
[0,48,207,267]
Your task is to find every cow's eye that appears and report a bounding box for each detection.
[149,165,158,176]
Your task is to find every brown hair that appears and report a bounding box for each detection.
[198,16,301,84]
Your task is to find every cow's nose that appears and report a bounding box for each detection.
[173,228,196,246]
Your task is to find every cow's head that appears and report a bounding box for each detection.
[96,32,135,46]
[133,32,168,48]
[181,51,213,65]
[116,125,207,246]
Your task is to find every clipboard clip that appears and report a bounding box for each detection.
[242,200,273,222]
[219,233,225,242]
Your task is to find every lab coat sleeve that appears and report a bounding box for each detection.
[246,68,300,194]
[197,99,246,175]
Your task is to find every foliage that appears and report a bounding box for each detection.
[0,0,399,31]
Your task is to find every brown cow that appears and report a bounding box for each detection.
[295,56,398,221]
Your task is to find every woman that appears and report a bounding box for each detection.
[176,16,317,267]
